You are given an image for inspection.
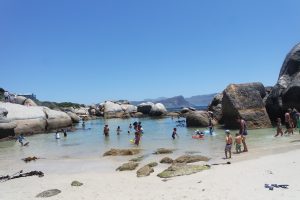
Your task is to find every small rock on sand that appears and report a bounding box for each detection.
[137,165,154,177]
[160,157,174,164]
[116,162,139,171]
[71,181,83,187]
[157,164,210,178]
[36,189,61,198]
[174,155,210,163]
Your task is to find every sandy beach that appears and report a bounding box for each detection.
[1,138,300,200]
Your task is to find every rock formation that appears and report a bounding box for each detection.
[266,43,300,122]
[222,82,272,129]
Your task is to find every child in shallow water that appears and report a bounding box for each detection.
[234,133,242,154]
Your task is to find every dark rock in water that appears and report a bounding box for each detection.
[174,155,210,163]
[137,103,154,115]
[153,148,173,155]
[103,148,141,156]
[147,162,158,168]
[137,165,154,177]
[157,164,210,178]
[222,82,272,129]
[266,43,300,122]
[36,189,61,198]
[160,157,174,164]
[186,111,216,127]
[208,93,223,123]
[116,162,139,171]
[71,181,83,187]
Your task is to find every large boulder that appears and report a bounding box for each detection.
[0,119,17,139]
[121,104,137,113]
[0,103,73,136]
[149,103,167,116]
[208,93,223,122]
[43,108,72,130]
[266,43,300,122]
[67,112,80,123]
[74,107,89,116]
[15,96,37,106]
[104,101,123,113]
[137,102,154,114]
[222,83,272,129]
[186,111,213,127]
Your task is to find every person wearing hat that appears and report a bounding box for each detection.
[225,130,233,159]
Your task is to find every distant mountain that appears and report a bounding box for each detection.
[130,94,217,108]
[185,93,217,106]
[156,95,194,108]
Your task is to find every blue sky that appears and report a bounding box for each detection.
[0,0,299,104]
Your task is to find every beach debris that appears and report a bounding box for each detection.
[103,148,141,156]
[22,156,39,163]
[160,157,174,164]
[71,181,83,187]
[36,189,61,198]
[211,161,231,166]
[265,170,274,175]
[137,165,154,177]
[0,170,44,182]
[265,184,289,191]
[157,164,210,178]
[162,178,172,182]
[116,162,139,171]
[174,155,210,164]
[129,156,145,162]
[153,148,174,155]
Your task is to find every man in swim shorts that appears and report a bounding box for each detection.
[225,130,232,159]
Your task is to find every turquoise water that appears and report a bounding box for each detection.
[0,117,299,173]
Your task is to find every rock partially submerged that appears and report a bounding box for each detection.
[160,157,174,164]
[103,148,141,156]
[174,155,210,163]
[116,162,139,171]
[157,164,210,178]
[36,189,61,198]
[153,148,173,155]
[129,156,145,162]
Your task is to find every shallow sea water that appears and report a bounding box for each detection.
[0,117,299,173]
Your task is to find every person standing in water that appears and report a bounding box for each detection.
[172,128,178,139]
[275,118,283,137]
[225,130,233,159]
[103,125,110,137]
[237,117,248,152]
[16,134,26,146]
[284,109,293,134]
[116,126,121,135]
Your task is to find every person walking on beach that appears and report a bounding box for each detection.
[172,128,178,139]
[234,133,242,154]
[225,130,233,159]
[103,125,110,137]
[237,117,248,152]
[275,118,283,137]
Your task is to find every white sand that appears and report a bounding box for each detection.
[1,147,300,200]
